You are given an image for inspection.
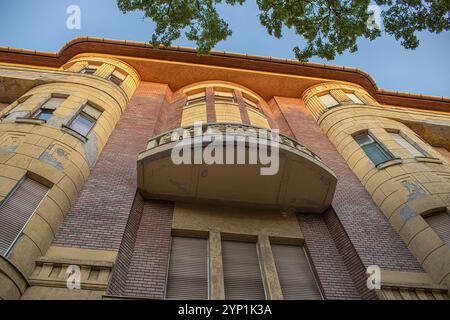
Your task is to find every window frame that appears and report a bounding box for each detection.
[29,94,68,122]
[318,93,340,109]
[345,92,364,104]
[80,66,98,75]
[2,95,32,120]
[354,131,395,167]
[387,129,430,158]
[164,236,210,300]
[66,102,102,138]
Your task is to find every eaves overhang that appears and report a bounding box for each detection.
[0,37,448,112]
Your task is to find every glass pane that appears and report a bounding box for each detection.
[70,114,95,136]
[363,144,391,165]
[346,93,364,104]
[81,67,97,75]
[36,110,53,121]
[355,134,373,146]
[319,94,339,108]
[389,132,425,157]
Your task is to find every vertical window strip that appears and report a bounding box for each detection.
[0,178,49,256]
[389,132,427,157]
[222,240,266,300]
[166,237,209,300]
[355,133,393,166]
[271,244,322,300]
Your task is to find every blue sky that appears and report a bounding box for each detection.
[0,0,449,97]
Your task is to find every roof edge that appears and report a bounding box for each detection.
[0,37,448,108]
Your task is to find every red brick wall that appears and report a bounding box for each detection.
[323,209,377,299]
[153,90,184,135]
[53,82,169,250]
[272,97,422,273]
[108,199,174,298]
[298,213,361,299]
[107,193,144,296]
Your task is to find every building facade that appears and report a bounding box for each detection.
[0,37,449,300]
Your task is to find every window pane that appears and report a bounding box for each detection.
[319,94,339,108]
[70,114,95,136]
[346,93,364,104]
[355,134,373,146]
[109,74,123,86]
[36,110,53,121]
[363,143,391,165]
[389,132,425,157]
[81,67,97,75]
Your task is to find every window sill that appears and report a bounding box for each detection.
[376,158,402,170]
[61,125,88,143]
[415,156,443,164]
[15,118,46,125]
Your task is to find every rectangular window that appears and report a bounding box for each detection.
[0,178,49,256]
[165,237,208,299]
[4,96,31,120]
[80,66,98,75]
[108,70,126,86]
[32,96,66,121]
[346,93,364,104]
[186,92,206,106]
[222,240,266,300]
[355,133,393,166]
[68,103,102,137]
[319,94,339,109]
[389,132,427,157]
[271,244,322,300]
[425,212,450,246]
[214,91,236,104]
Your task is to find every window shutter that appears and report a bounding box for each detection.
[166,237,208,299]
[222,240,266,300]
[0,178,49,256]
[425,212,450,246]
[271,244,322,300]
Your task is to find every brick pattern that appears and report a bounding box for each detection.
[234,91,251,125]
[108,199,174,298]
[107,192,144,296]
[297,214,361,299]
[267,98,293,137]
[273,97,422,272]
[53,82,168,250]
[154,91,184,135]
[120,200,173,298]
[323,209,377,299]
[206,87,216,123]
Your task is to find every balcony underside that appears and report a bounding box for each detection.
[137,124,337,213]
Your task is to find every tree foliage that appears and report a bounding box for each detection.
[117,0,450,61]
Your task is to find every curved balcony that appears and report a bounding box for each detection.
[137,123,337,213]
